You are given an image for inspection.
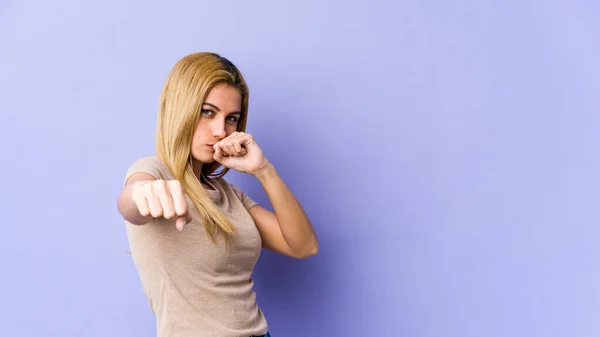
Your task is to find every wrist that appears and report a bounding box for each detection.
[251,161,276,181]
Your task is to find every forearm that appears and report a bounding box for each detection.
[254,163,318,255]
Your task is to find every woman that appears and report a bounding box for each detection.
[117,52,318,337]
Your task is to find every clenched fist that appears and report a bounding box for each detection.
[131,179,190,230]
[212,132,269,176]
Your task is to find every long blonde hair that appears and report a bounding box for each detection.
[155,52,249,244]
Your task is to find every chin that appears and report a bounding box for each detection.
[190,152,215,164]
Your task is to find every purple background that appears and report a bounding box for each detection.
[1,1,599,336]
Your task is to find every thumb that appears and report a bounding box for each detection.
[213,147,230,164]
[175,214,192,231]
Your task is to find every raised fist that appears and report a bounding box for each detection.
[131,179,190,230]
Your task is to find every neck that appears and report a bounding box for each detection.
[192,158,203,181]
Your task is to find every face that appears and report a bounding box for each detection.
[191,83,242,164]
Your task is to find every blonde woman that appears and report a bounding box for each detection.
[117,52,318,337]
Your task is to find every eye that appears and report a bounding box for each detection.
[200,109,215,116]
[226,115,239,123]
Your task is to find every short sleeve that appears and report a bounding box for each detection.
[229,183,258,211]
[124,156,169,186]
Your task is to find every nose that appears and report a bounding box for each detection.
[211,119,226,139]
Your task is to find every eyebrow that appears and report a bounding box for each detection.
[203,102,241,115]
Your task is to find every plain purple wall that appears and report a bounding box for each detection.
[1,1,599,336]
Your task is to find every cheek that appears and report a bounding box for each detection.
[226,123,239,135]
[192,123,207,138]
[190,125,206,148]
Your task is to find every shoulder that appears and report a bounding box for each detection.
[124,156,172,184]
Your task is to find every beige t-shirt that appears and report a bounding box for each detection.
[123,156,269,337]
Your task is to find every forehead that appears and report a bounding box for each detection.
[204,83,242,110]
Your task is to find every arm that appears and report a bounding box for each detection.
[249,162,319,259]
[212,131,319,258]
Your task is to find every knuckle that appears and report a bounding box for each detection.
[154,179,167,191]
[167,180,182,191]
[141,187,153,198]
[136,182,149,193]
